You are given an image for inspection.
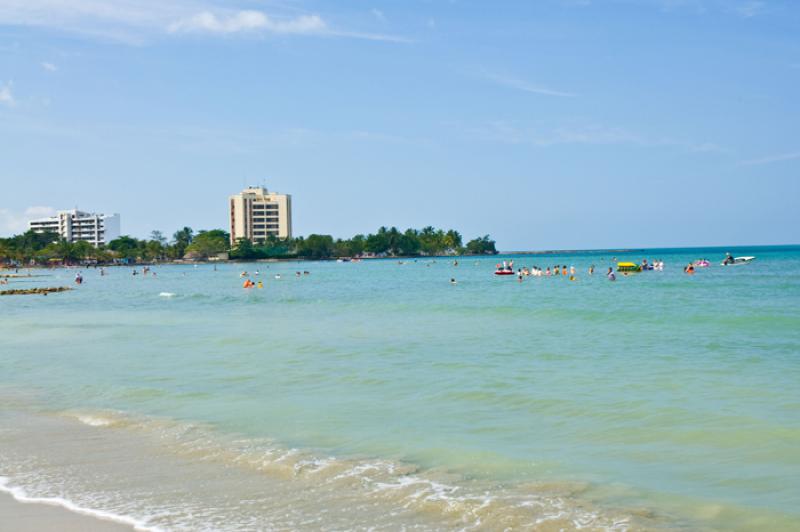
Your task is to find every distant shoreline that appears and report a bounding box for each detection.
[2,243,797,271]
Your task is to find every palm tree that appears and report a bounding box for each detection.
[52,239,79,264]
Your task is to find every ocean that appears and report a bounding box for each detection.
[1,246,799,531]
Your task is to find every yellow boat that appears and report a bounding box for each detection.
[617,262,642,273]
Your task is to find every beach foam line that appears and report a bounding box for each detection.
[48,408,637,530]
[76,414,115,427]
[0,476,162,532]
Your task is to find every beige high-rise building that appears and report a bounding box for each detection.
[229,186,292,245]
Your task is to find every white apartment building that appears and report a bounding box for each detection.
[229,186,292,245]
[28,209,121,247]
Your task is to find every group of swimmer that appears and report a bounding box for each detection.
[495,260,594,282]
[241,269,310,289]
[490,258,671,283]
[640,258,665,271]
[686,253,741,273]
[242,278,264,289]
[131,266,156,277]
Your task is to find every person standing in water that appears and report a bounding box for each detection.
[607,267,616,281]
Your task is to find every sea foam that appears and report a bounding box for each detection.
[0,476,162,532]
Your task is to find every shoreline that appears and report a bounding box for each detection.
[0,489,135,532]
[2,243,796,272]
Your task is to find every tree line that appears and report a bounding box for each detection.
[0,226,497,265]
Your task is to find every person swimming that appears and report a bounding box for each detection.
[257,280,263,289]
[450,278,457,285]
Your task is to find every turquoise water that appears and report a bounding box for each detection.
[1,246,799,530]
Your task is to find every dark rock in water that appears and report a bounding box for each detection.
[0,287,73,296]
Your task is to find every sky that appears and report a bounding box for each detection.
[0,0,798,250]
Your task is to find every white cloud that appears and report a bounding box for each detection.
[0,82,15,107]
[168,10,326,35]
[740,151,800,166]
[371,9,386,21]
[481,71,575,98]
[41,61,58,71]
[0,206,56,235]
[0,1,407,43]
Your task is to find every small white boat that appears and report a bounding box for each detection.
[721,256,755,266]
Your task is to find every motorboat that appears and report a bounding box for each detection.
[721,256,755,266]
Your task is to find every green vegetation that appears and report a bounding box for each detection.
[0,225,496,265]
[230,226,497,260]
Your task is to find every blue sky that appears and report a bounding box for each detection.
[1,0,798,250]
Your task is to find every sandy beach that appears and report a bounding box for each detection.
[0,491,133,532]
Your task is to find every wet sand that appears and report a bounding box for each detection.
[0,492,133,532]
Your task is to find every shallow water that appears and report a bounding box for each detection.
[1,246,799,530]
